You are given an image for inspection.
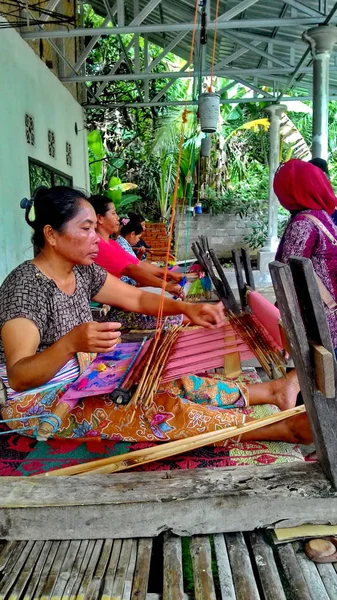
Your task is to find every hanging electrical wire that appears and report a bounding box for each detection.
[0,0,75,29]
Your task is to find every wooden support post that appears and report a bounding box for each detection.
[223,333,242,378]
[270,259,337,488]
[241,248,255,290]
[232,249,246,309]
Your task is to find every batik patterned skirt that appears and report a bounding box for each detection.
[0,360,248,442]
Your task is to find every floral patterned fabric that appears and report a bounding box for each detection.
[276,209,337,348]
[1,373,247,442]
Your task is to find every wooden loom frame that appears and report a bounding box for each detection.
[1,257,337,541]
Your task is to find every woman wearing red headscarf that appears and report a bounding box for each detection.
[274,158,337,349]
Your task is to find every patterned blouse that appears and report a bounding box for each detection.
[275,209,337,348]
[116,235,137,286]
[0,261,107,362]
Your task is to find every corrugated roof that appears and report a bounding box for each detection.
[87,0,337,100]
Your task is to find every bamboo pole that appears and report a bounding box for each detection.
[41,405,306,477]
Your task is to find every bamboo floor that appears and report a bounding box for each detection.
[0,530,333,599]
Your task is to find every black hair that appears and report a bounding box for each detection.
[128,211,145,223]
[90,194,113,217]
[309,157,330,178]
[120,220,144,237]
[20,186,88,249]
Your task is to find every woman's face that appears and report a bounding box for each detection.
[50,199,100,265]
[128,231,142,245]
[99,203,120,234]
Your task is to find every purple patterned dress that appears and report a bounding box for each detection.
[275,209,337,349]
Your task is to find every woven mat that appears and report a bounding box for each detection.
[0,370,304,476]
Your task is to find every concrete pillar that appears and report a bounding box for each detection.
[257,103,287,273]
[303,26,337,159]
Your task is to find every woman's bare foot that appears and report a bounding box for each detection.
[270,370,300,411]
[247,370,300,411]
[241,413,312,444]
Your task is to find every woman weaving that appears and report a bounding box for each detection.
[274,159,337,353]
[0,186,311,443]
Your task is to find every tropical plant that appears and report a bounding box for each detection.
[87,129,140,215]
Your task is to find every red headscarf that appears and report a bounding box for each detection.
[273,158,337,215]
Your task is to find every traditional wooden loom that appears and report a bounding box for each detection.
[190,236,289,378]
[2,257,337,544]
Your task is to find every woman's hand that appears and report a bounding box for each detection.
[66,322,122,354]
[182,302,224,328]
[165,282,185,298]
[168,271,185,283]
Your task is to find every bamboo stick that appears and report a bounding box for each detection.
[42,405,306,477]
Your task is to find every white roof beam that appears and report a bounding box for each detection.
[281,0,324,17]
[214,41,261,70]
[216,0,260,22]
[232,77,274,97]
[150,61,192,102]
[75,13,114,71]
[84,95,330,109]
[221,30,292,68]
[92,0,162,97]
[62,65,337,83]
[21,16,337,40]
[145,31,188,72]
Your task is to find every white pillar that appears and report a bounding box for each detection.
[303,26,337,159]
[257,103,286,272]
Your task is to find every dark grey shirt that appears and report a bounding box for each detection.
[0,261,107,362]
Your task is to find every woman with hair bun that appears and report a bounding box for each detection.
[0,186,310,444]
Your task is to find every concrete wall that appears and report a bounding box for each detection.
[0,19,89,282]
[1,0,80,102]
[175,213,254,260]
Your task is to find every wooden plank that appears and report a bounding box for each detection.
[316,562,337,599]
[39,539,70,600]
[270,260,337,488]
[311,343,335,399]
[131,538,152,600]
[249,532,286,600]
[48,539,82,599]
[64,540,96,599]
[226,532,260,600]
[0,540,18,572]
[4,540,44,600]
[190,535,216,600]
[232,249,246,309]
[75,539,104,599]
[2,463,337,540]
[21,540,54,600]
[111,539,134,599]
[61,540,90,600]
[86,539,114,600]
[241,248,255,290]
[276,543,312,600]
[0,541,33,600]
[295,543,330,600]
[213,533,236,600]
[101,539,122,599]
[123,539,138,600]
[223,334,242,378]
[163,533,184,600]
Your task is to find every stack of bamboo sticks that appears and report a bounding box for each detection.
[228,312,287,379]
